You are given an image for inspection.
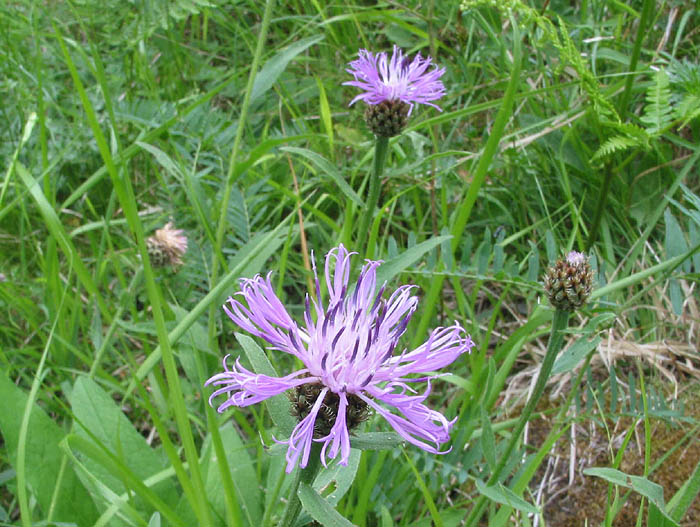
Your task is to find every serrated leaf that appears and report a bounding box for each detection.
[640,69,673,135]
[592,135,641,160]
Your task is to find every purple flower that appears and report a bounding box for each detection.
[566,251,586,266]
[344,45,446,114]
[206,245,474,472]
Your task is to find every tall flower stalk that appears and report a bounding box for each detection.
[465,251,593,526]
[344,46,446,255]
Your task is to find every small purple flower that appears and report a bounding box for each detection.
[344,45,446,114]
[566,251,586,266]
[206,245,474,472]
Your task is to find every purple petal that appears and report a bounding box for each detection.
[381,324,474,378]
[205,356,315,411]
[282,387,328,472]
[316,392,351,467]
[343,46,446,112]
[357,389,452,454]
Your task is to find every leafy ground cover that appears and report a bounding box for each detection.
[1,0,699,526]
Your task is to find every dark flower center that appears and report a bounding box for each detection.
[289,383,370,437]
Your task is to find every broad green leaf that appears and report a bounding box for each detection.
[298,482,356,527]
[202,426,263,527]
[552,336,601,375]
[280,146,363,206]
[0,374,98,525]
[474,479,539,515]
[584,467,678,524]
[235,333,297,436]
[314,449,361,506]
[70,377,178,510]
[63,434,185,527]
[649,503,680,527]
[251,36,325,104]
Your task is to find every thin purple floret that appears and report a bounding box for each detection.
[344,45,446,114]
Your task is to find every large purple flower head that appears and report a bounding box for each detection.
[206,245,474,473]
[344,45,446,114]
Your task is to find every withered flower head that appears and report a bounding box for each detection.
[146,222,188,268]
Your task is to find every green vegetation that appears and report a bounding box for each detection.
[1,0,699,526]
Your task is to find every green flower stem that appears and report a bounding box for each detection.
[278,443,323,527]
[358,136,389,259]
[465,308,570,527]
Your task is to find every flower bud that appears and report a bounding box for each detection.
[544,251,593,311]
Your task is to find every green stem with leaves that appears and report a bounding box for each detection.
[358,136,389,259]
[278,444,323,527]
[465,308,570,526]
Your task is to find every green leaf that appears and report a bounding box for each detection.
[584,467,678,524]
[649,503,680,527]
[640,68,673,135]
[298,481,356,527]
[552,336,601,375]
[280,146,363,206]
[375,235,452,285]
[235,333,297,436]
[251,36,325,104]
[668,458,700,522]
[202,426,263,527]
[349,432,404,451]
[474,479,539,515]
[314,449,361,506]
[129,213,294,396]
[0,374,98,525]
[480,407,496,471]
[70,377,179,509]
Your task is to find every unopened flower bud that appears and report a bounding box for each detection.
[544,251,593,311]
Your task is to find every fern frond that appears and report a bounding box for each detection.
[640,69,673,135]
[592,136,642,161]
[677,94,700,128]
